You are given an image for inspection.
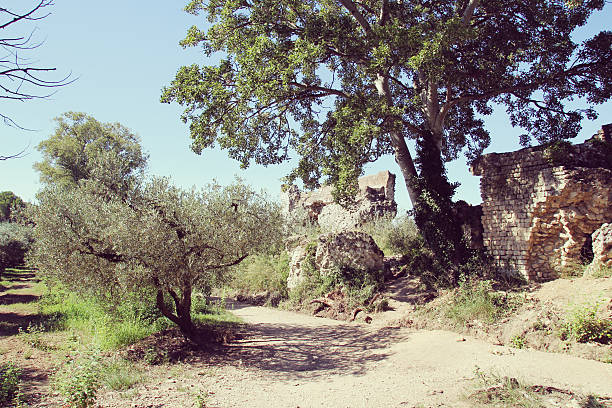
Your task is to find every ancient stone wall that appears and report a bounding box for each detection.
[471,125,612,281]
[281,170,397,231]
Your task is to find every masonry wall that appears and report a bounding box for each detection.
[471,125,612,281]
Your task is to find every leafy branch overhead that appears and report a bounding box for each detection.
[163,0,611,195]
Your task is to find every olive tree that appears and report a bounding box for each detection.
[29,177,284,343]
[162,0,611,276]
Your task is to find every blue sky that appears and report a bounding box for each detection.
[1,1,610,213]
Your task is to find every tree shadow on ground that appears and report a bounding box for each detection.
[0,312,39,336]
[218,322,411,380]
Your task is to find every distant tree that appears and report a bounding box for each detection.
[0,222,34,277]
[28,177,284,343]
[34,112,149,196]
[0,191,25,222]
[1,0,72,159]
[163,0,612,279]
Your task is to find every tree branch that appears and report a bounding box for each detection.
[338,0,371,33]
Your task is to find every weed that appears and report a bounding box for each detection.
[559,302,612,344]
[100,358,143,391]
[0,362,22,406]
[510,335,526,349]
[470,367,544,408]
[53,351,101,408]
[193,389,208,408]
[443,279,521,326]
[18,322,53,351]
[584,263,612,279]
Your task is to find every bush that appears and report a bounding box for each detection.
[560,302,612,344]
[0,362,21,406]
[0,222,34,275]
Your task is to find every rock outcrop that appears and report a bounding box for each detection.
[281,171,397,231]
[590,223,612,268]
[286,231,384,290]
[471,124,612,281]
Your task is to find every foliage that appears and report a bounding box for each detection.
[0,192,25,222]
[0,362,22,406]
[54,351,101,408]
[99,358,144,391]
[29,176,284,343]
[163,0,611,275]
[0,222,34,276]
[34,112,148,194]
[559,302,612,344]
[230,252,290,299]
[362,215,421,256]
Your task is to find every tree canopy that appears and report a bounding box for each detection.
[0,191,25,222]
[163,0,611,273]
[34,112,149,196]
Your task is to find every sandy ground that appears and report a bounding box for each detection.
[96,302,612,408]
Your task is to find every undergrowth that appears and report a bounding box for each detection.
[0,362,23,407]
[559,302,612,345]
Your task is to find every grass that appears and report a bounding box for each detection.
[440,279,523,327]
[99,358,144,391]
[469,368,545,408]
[468,368,609,408]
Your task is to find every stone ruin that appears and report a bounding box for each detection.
[283,171,397,290]
[471,124,612,281]
[281,170,397,231]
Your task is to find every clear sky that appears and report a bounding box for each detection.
[1,0,611,213]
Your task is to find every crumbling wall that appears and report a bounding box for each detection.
[471,125,612,281]
[281,170,397,231]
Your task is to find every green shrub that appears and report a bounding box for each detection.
[231,252,289,297]
[560,302,612,344]
[100,358,143,391]
[54,352,101,408]
[0,362,22,406]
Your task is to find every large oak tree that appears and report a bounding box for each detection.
[162,0,611,274]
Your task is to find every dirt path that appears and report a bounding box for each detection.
[180,303,608,408]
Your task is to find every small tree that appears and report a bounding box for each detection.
[28,178,284,343]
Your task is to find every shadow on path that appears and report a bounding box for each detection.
[207,320,412,380]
